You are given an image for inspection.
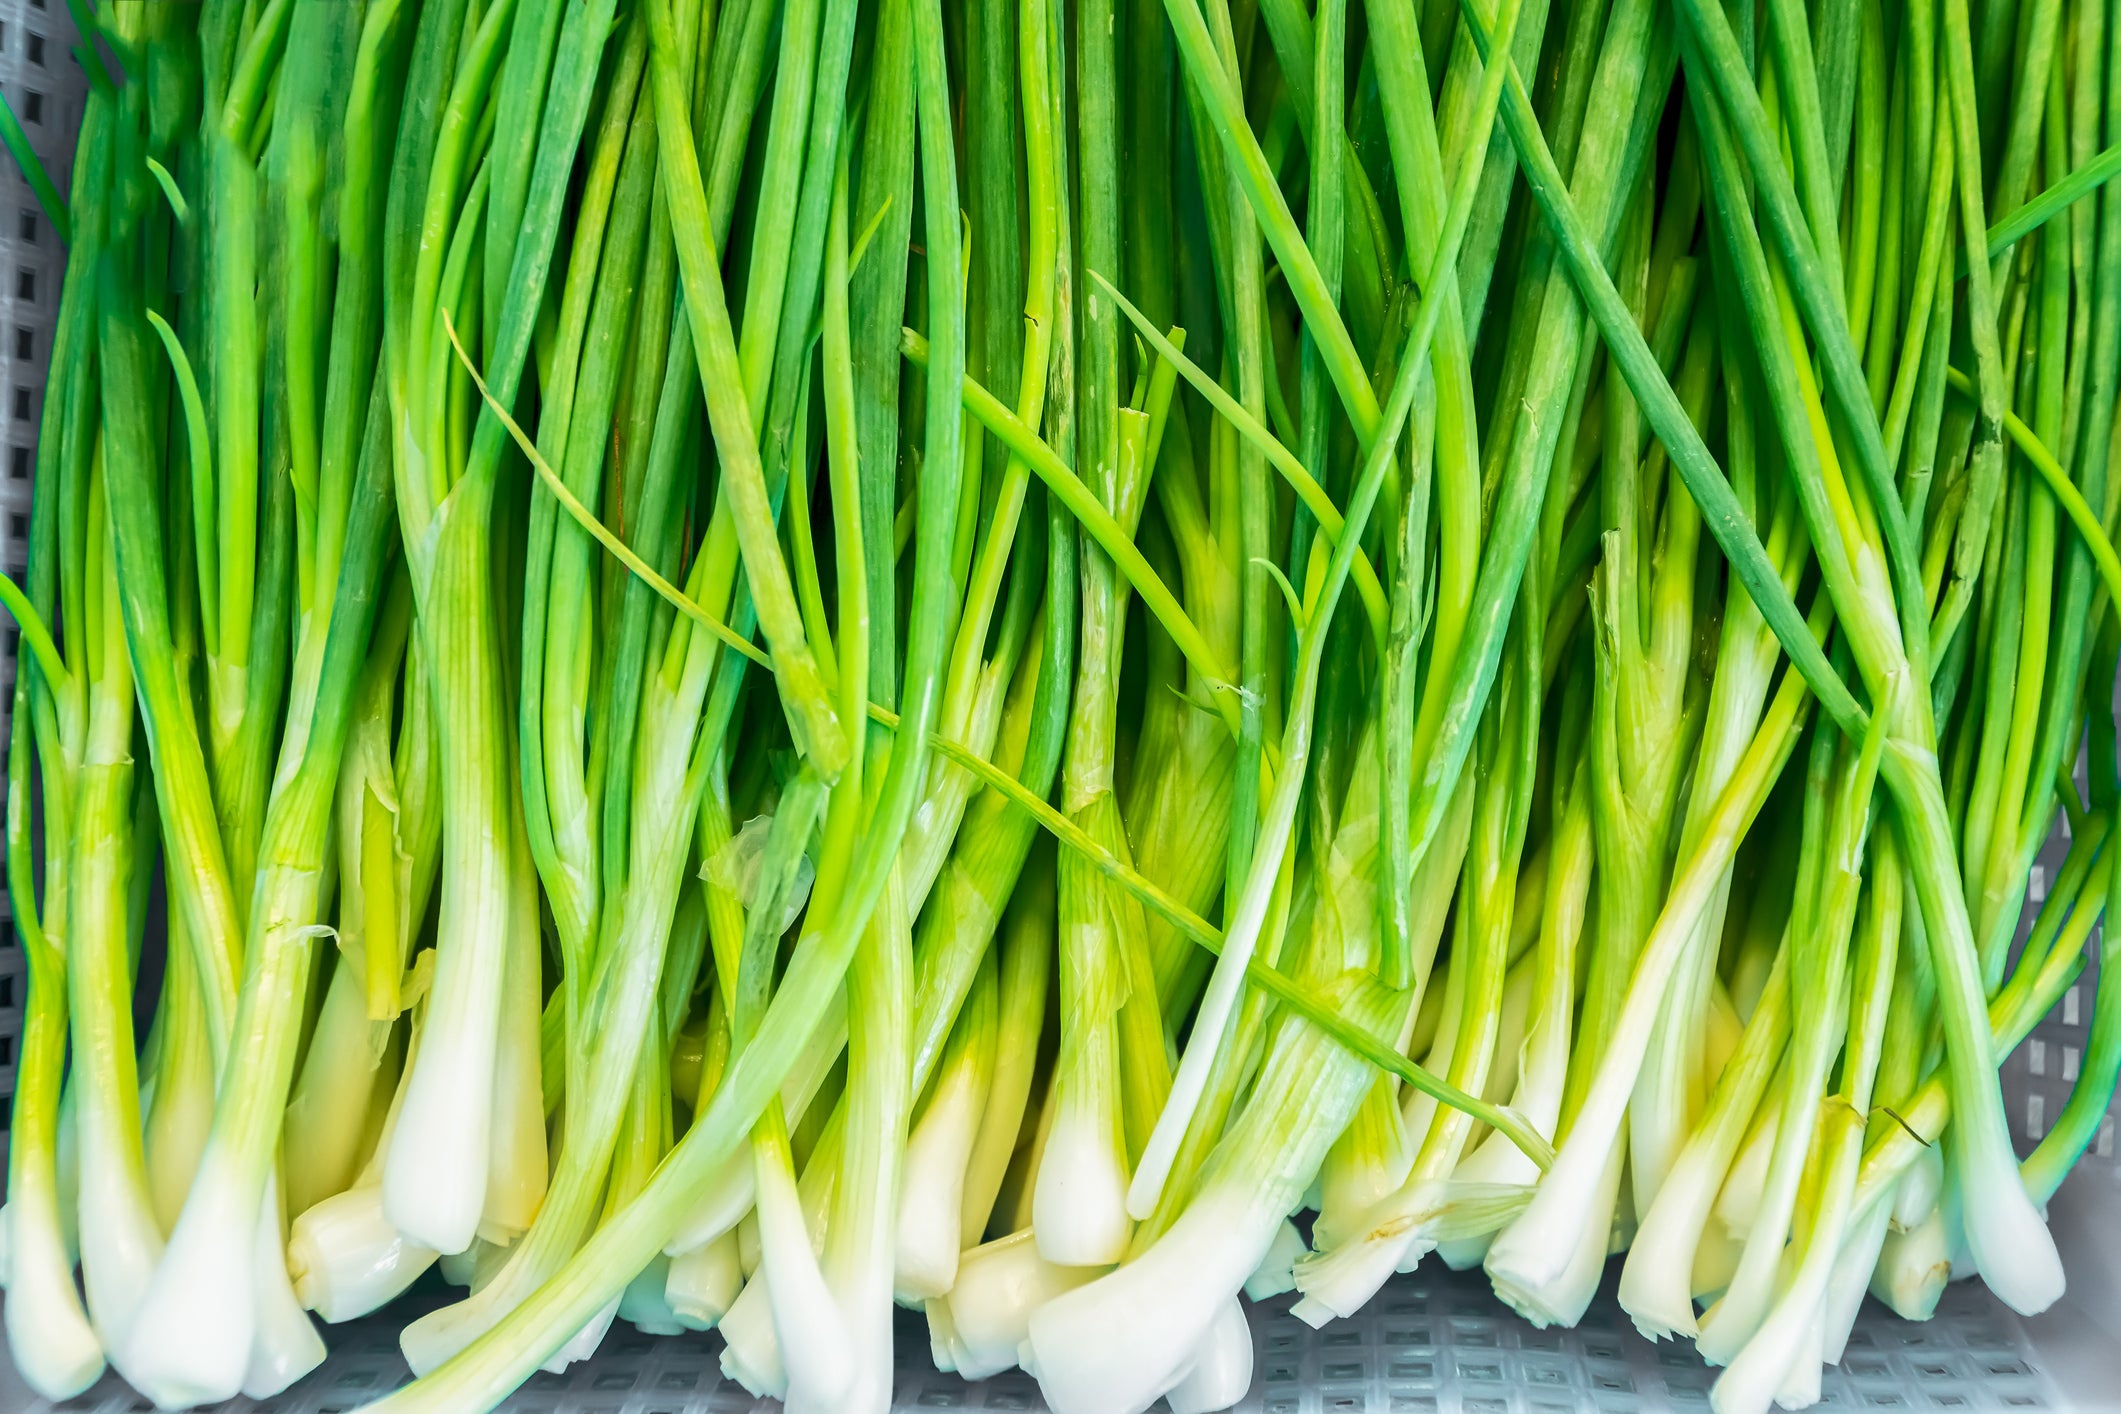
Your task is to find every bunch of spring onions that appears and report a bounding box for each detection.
[4,0,2121,1409]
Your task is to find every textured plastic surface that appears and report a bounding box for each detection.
[0,5,2113,1409]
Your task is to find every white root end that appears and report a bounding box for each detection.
[620,1256,687,1336]
[1164,1298,1253,1414]
[288,1183,438,1322]
[1291,1186,1436,1328]
[1242,1219,1306,1301]
[1952,1131,2065,1316]
[716,1271,786,1397]
[241,1176,326,1399]
[1486,1147,1624,1330]
[664,1230,742,1329]
[1871,1203,1951,1321]
[113,1175,258,1408]
[384,1034,497,1256]
[1031,1058,1132,1267]
[1022,1186,1274,1414]
[926,1229,1103,1381]
[2,1196,105,1399]
[383,835,508,1255]
[893,1062,986,1301]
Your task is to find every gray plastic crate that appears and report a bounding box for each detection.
[0,5,2113,1410]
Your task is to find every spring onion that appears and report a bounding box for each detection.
[5,2,2121,1412]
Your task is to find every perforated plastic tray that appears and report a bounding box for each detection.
[0,4,2114,1409]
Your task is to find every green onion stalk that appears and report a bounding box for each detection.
[1120,408,1240,1021]
[1485,631,1822,1330]
[638,1,905,1383]
[1618,890,1798,1342]
[1027,0,1170,1270]
[1014,0,1538,1394]
[1835,709,2117,1330]
[716,15,1049,1401]
[1950,24,2120,1054]
[1362,0,1499,1010]
[657,2,967,1390]
[403,35,810,1358]
[286,965,443,1324]
[676,4,1062,1328]
[1095,292,1350,1010]
[1455,0,2066,1351]
[1127,0,1490,1220]
[1292,0,1672,1317]
[1179,0,1276,1146]
[397,6,684,1365]
[715,613,1062,1331]
[1712,835,1904,1413]
[39,8,256,1401]
[514,4,659,1035]
[1471,0,1842,1325]
[1299,0,1494,1244]
[4,657,104,1402]
[1613,295,1816,1347]
[282,573,414,1219]
[611,864,715,1339]
[568,0,782,1269]
[661,975,741,1328]
[399,420,726,1376]
[887,615,1058,1299]
[1841,755,2120,1280]
[1600,251,1721,1225]
[1623,242,1815,1267]
[1104,0,1246,1039]
[1428,713,1596,1265]
[959,856,1059,1250]
[707,764,852,1408]
[1477,0,1846,1320]
[64,379,161,1365]
[376,0,610,1260]
[887,0,1076,1269]
[1035,390,1172,1261]
[360,4,977,1405]
[1367,581,1540,1267]
[0,36,104,1396]
[1687,701,1888,1372]
[1102,0,1358,1270]
[1654,0,2070,1315]
[276,15,441,1182]
[1364,282,1562,1258]
[81,6,252,1256]
[133,8,215,1249]
[1303,721,1417,1252]
[885,0,1083,1320]
[115,250,405,1414]
[895,931,1000,1299]
[194,0,297,903]
[1625,53,1880,1358]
